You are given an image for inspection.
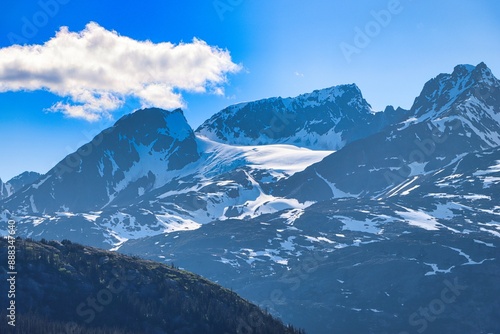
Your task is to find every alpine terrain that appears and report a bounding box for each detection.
[1,62,499,333]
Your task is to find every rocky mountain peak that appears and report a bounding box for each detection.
[2,107,200,213]
[113,107,193,145]
[411,62,499,119]
[195,83,381,150]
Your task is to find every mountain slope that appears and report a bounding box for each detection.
[0,178,12,200]
[0,237,303,334]
[196,84,410,150]
[119,147,500,333]
[120,192,500,334]
[0,139,331,249]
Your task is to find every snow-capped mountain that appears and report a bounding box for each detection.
[410,62,500,147]
[1,62,499,334]
[196,84,410,150]
[1,138,332,247]
[122,63,499,333]
[2,108,200,214]
[275,62,500,202]
[0,108,332,247]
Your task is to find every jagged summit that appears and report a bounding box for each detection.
[411,62,499,118]
[407,62,500,148]
[471,61,497,83]
[292,83,368,107]
[221,84,367,113]
[195,83,403,150]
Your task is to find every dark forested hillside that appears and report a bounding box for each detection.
[0,237,304,334]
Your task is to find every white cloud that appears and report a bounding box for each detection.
[0,22,241,121]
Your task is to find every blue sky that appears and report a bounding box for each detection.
[0,0,499,180]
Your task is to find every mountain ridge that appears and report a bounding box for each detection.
[274,62,500,202]
[1,62,499,334]
[196,83,410,150]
